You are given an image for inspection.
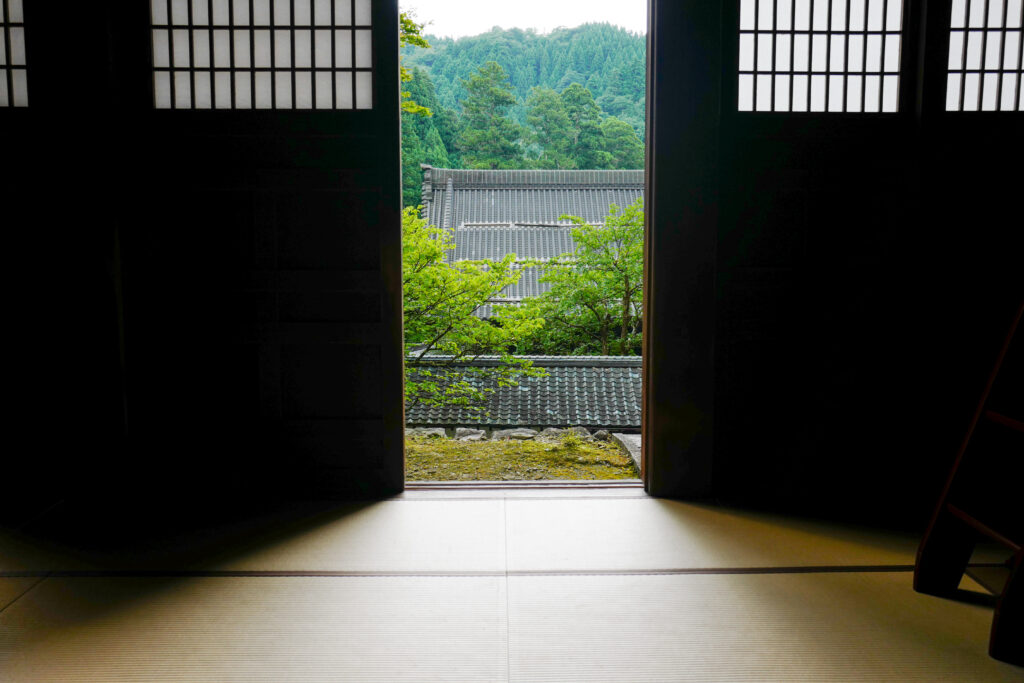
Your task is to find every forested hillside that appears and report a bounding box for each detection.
[400,23,647,206]
[403,24,646,136]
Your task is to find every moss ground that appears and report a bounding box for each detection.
[405,435,639,481]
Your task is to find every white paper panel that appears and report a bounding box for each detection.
[849,0,866,30]
[214,71,231,107]
[1005,31,1021,68]
[252,0,271,25]
[846,74,863,111]
[212,0,230,26]
[982,72,1001,109]
[171,0,189,25]
[828,74,844,110]
[355,0,371,26]
[777,0,792,30]
[810,74,827,110]
[830,34,845,72]
[882,74,899,111]
[775,74,790,110]
[234,70,252,108]
[274,0,291,25]
[335,0,352,25]
[355,29,372,68]
[756,74,772,110]
[884,33,901,71]
[274,29,291,67]
[10,27,25,65]
[255,71,272,107]
[151,0,169,25]
[886,0,903,30]
[949,31,965,69]
[295,71,313,108]
[1010,0,1024,27]
[986,32,1003,68]
[356,70,372,108]
[1003,73,1019,109]
[315,0,332,25]
[757,34,773,71]
[740,0,755,31]
[989,0,1007,27]
[794,34,809,71]
[739,33,754,71]
[152,0,373,109]
[316,71,333,107]
[794,0,811,30]
[154,71,171,108]
[315,29,332,67]
[946,72,963,110]
[865,74,881,111]
[172,29,191,68]
[336,70,353,108]
[970,0,987,27]
[758,0,774,30]
[848,34,864,71]
[254,30,271,67]
[294,0,311,25]
[951,0,968,28]
[775,34,791,71]
[193,30,211,67]
[152,29,170,68]
[792,74,809,110]
[867,0,883,31]
[213,29,230,66]
[233,30,251,68]
[335,29,352,67]
[191,0,209,25]
[275,70,292,107]
[174,70,191,108]
[233,0,250,25]
[194,70,212,108]
[738,74,754,110]
[831,0,847,30]
[813,0,829,30]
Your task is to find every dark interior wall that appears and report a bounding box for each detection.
[3,1,1017,526]
[647,0,1022,526]
[3,1,404,518]
[2,5,128,522]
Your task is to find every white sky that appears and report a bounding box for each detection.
[400,0,647,38]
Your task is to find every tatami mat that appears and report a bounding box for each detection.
[506,498,922,571]
[506,571,1020,682]
[2,494,1019,681]
[0,500,507,573]
[0,576,509,683]
[211,500,507,572]
[0,578,40,612]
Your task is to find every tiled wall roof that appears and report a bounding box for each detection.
[405,355,642,429]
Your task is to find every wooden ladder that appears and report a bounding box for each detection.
[914,300,1023,665]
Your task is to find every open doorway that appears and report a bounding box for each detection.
[398,0,649,483]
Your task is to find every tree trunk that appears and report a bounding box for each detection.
[620,276,631,354]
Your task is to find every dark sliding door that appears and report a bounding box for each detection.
[109,0,405,500]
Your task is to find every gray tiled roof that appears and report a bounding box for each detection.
[422,165,645,231]
[422,165,644,319]
[452,225,577,261]
[405,355,642,430]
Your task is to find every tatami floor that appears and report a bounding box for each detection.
[1,486,1020,682]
